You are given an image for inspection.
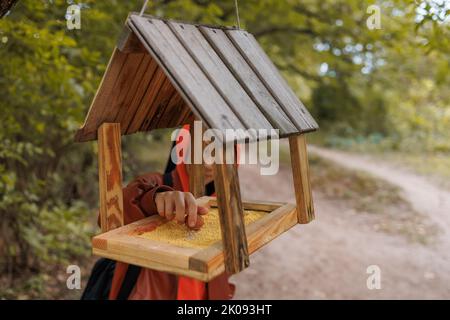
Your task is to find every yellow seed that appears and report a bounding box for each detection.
[138,208,266,249]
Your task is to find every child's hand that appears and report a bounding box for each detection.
[154,191,209,230]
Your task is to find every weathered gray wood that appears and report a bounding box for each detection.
[75,15,318,143]
[117,26,146,53]
[200,27,298,136]
[129,16,248,140]
[226,30,318,132]
[168,21,275,139]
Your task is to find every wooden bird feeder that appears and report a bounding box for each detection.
[75,13,318,281]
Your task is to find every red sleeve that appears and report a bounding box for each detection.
[122,172,174,225]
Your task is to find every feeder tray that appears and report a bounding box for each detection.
[92,197,296,281]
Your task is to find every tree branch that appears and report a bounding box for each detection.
[0,0,19,18]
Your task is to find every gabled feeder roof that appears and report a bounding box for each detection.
[75,13,318,143]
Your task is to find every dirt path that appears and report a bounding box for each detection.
[231,147,450,299]
[309,146,450,237]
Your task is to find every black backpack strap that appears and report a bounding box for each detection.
[162,171,173,187]
[116,264,142,300]
[115,173,173,300]
[81,258,115,300]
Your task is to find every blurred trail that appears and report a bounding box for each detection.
[232,147,450,299]
[308,146,450,237]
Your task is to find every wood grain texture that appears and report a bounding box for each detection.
[113,54,152,128]
[75,48,128,142]
[213,157,249,273]
[226,30,318,132]
[126,65,166,133]
[289,134,314,223]
[98,123,124,233]
[117,26,146,53]
[206,197,284,212]
[92,212,221,281]
[129,16,247,135]
[188,203,297,273]
[157,91,190,129]
[119,56,159,133]
[100,52,146,124]
[168,21,274,138]
[91,198,296,281]
[141,77,177,131]
[75,15,318,143]
[200,27,297,136]
[92,248,220,282]
[186,123,205,198]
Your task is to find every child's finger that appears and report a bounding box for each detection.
[164,195,174,220]
[185,194,198,228]
[155,193,165,217]
[174,192,186,224]
[186,215,204,231]
[197,206,209,215]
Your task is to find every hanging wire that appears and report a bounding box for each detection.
[140,0,150,16]
[234,0,241,29]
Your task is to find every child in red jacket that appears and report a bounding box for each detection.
[108,152,234,300]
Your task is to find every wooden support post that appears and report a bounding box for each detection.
[186,122,204,198]
[214,146,249,274]
[289,134,314,224]
[98,123,124,233]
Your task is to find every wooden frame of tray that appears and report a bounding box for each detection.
[92,197,297,281]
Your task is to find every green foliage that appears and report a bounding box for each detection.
[0,0,136,280]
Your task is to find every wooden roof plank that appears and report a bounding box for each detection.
[75,15,318,143]
[127,65,166,134]
[117,25,146,53]
[167,21,275,138]
[141,77,177,131]
[101,52,146,125]
[76,48,128,141]
[156,92,188,129]
[199,27,298,136]
[129,15,248,139]
[170,100,194,129]
[226,30,318,132]
[119,56,159,134]
[114,54,152,127]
